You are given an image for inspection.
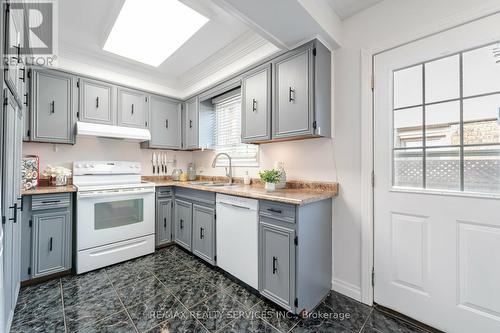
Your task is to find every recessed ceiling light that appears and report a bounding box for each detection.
[103,0,209,67]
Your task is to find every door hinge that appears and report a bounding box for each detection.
[29,219,32,227]
[294,298,298,307]
[312,121,317,130]
[371,171,375,188]
[312,48,316,56]
[28,267,31,275]
[294,236,298,246]
[371,267,375,286]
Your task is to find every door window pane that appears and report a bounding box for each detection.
[95,198,143,230]
[463,43,500,97]
[426,147,460,190]
[425,55,460,103]
[394,65,423,109]
[464,145,500,194]
[394,149,423,188]
[463,94,500,145]
[394,107,423,148]
[425,101,460,146]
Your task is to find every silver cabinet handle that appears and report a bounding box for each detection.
[288,87,295,102]
[252,98,257,112]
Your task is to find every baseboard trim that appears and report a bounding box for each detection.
[332,278,362,301]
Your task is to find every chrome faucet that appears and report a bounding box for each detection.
[211,152,232,184]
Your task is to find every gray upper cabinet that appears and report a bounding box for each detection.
[272,40,331,140]
[31,69,75,144]
[118,88,148,128]
[259,221,296,311]
[184,97,199,149]
[242,64,272,143]
[156,197,173,247]
[174,199,192,251]
[31,209,71,278]
[192,204,215,265]
[79,78,115,125]
[144,95,182,149]
[273,47,313,138]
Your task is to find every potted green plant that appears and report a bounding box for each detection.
[259,169,282,191]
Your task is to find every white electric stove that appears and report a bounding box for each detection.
[73,161,155,274]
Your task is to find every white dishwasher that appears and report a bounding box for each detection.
[216,194,259,289]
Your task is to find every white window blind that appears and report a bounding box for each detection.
[214,90,259,166]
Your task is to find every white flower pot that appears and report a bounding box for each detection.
[265,182,276,191]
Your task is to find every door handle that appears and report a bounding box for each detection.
[272,256,278,274]
[19,67,25,82]
[288,87,295,102]
[50,100,55,113]
[252,98,257,112]
[189,120,193,128]
[164,217,167,228]
[8,203,17,223]
[96,97,99,108]
[180,219,184,229]
[165,119,169,128]
[23,93,28,106]
[49,237,53,251]
[131,104,134,114]
[200,227,204,239]
[41,200,61,204]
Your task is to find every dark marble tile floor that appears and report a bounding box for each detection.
[11,245,434,333]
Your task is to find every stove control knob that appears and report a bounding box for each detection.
[85,163,91,168]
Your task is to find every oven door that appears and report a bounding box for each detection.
[76,187,155,250]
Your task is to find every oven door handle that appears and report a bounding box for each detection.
[77,188,155,199]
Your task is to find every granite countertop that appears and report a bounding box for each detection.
[22,184,77,196]
[144,176,339,205]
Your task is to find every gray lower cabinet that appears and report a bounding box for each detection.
[192,204,215,265]
[30,69,76,144]
[260,221,295,311]
[21,193,73,282]
[143,95,182,149]
[32,209,71,278]
[78,78,116,125]
[174,199,192,251]
[242,63,272,143]
[118,87,148,128]
[156,197,173,247]
[258,198,332,315]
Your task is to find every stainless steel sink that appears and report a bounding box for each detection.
[189,181,239,187]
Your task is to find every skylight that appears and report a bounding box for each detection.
[103,0,209,67]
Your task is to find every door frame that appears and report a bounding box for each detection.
[359,8,500,306]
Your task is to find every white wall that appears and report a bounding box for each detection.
[332,0,500,302]
[22,138,194,176]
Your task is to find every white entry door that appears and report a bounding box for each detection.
[374,13,500,333]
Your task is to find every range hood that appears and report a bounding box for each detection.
[76,121,151,142]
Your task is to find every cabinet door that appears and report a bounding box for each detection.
[174,199,192,251]
[242,64,271,142]
[192,204,215,264]
[32,209,71,278]
[273,48,313,138]
[149,96,181,149]
[4,5,22,98]
[185,97,198,149]
[156,198,172,247]
[118,88,148,128]
[259,222,296,311]
[31,69,75,143]
[79,78,115,125]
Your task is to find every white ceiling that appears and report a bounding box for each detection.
[326,0,383,20]
[58,0,279,95]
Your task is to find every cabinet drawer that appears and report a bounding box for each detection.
[156,187,172,198]
[259,200,295,223]
[32,193,71,211]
